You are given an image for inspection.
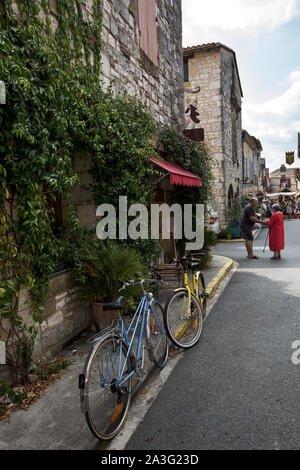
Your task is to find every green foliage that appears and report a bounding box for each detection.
[0,0,104,383]
[228,198,243,227]
[0,378,25,403]
[65,235,147,303]
[91,93,158,208]
[40,359,71,380]
[158,127,214,207]
[158,127,215,260]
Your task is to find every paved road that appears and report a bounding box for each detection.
[125,220,300,450]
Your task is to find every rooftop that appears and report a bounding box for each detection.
[183,42,243,97]
[270,168,300,177]
[242,130,263,152]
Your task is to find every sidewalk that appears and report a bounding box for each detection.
[218,226,262,243]
[0,255,235,450]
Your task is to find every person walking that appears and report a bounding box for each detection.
[240,198,269,259]
[268,204,285,260]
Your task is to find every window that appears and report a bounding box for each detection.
[184,58,189,82]
[138,0,158,66]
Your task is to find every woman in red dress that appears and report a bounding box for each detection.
[268,204,285,260]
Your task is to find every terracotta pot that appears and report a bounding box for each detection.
[92,302,118,331]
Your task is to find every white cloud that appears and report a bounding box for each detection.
[243,70,300,171]
[182,0,298,45]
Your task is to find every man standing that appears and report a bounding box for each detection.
[240,198,269,259]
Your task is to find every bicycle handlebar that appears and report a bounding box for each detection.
[118,278,168,292]
[170,253,206,265]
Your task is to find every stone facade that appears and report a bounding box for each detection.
[269,167,300,194]
[72,0,185,230]
[1,0,184,379]
[101,0,184,128]
[183,43,243,228]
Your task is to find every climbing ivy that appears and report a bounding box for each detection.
[0,0,163,385]
[158,127,215,261]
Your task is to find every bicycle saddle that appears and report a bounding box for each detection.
[189,262,201,271]
[103,296,124,311]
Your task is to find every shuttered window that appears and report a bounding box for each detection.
[138,0,158,66]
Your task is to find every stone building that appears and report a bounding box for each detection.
[183,42,243,229]
[269,166,300,194]
[73,0,185,229]
[1,0,184,381]
[242,130,263,198]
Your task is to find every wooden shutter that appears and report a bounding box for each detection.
[138,0,158,66]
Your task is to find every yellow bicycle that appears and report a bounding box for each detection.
[163,253,208,349]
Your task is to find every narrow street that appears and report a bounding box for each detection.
[125,220,300,450]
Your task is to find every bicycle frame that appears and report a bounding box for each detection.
[103,293,163,390]
[174,262,206,317]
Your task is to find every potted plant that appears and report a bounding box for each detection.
[83,242,146,330]
[63,227,146,330]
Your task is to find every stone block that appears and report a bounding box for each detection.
[47,311,64,329]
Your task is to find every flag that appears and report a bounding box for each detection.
[286,151,295,165]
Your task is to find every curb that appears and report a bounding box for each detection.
[206,255,235,299]
[105,255,237,451]
[218,227,261,243]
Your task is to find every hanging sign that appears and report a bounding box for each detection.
[286,151,295,165]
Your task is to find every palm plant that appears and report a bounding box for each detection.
[80,242,147,303]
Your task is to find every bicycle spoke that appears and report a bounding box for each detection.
[164,290,203,349]
[84,336,131,440]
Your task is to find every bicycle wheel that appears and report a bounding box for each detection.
[164,289,203,349]
[84,335,132,440]
[146,300,169,368]
[196,272,207,319]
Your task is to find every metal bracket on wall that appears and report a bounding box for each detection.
[184,86,201,94]
[152,171,171,185]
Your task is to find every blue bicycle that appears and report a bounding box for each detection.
[79,279,169,441]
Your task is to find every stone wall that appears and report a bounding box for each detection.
[72,0,185,229]
[0,272,91,384]
[184,49,224,222]
[220,48,243,224]
[184,45,243,228]
[100,0,184,129]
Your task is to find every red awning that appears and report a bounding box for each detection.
[151,158,202,188]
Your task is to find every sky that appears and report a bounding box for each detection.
[182,0,300,172]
